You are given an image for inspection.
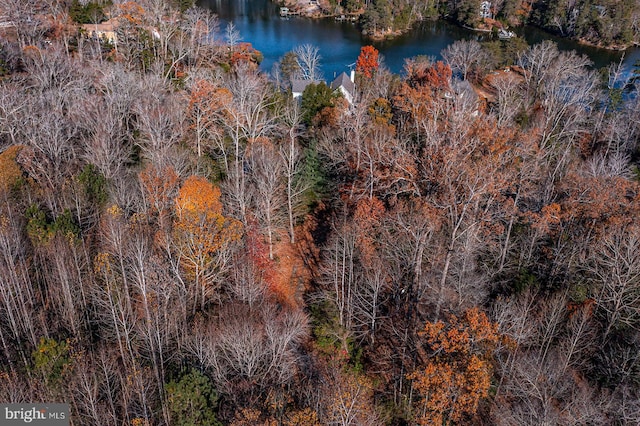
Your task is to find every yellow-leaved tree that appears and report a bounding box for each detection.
[174,175,242,313]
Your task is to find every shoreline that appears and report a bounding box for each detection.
[462,24,492,33]
[575,37,631,51]
[273,0,634,51]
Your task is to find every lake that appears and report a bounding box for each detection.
[198,0,640,81]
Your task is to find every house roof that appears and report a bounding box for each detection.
[81,18,118,33]
[330,72,355,96]
[291,79,322,94]
[451,79,478,101]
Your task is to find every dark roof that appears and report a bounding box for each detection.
[330,72,355,96]
[291,79,321,93]
[451,79,478,101]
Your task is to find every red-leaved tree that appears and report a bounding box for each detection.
[356,45,380,79]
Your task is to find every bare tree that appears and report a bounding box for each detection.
[557,302,597,374]
[294,44,323,81]
[279,102,309,244]
[187,302,308,401]
[493,349,610,425]
[586,226,640,341]
[490,72,524,127]
[20,108,78,214]
[613,385,640,424]
[319,219,357,332]
[441,39,486,81]
[321,365,380,426]
[220,64,280,221]
[225,22,242,50]
[184,6,219,46]
[0,202,40,369]
[126,224,177,424]
[0,83,27,149]
[491,288,611,425]
[583,152,632,179]
[352,257,389,344]
[134,75,187,170]
[83,63,139,182]
[536,50,597,149]
[16,47,92,214]
[68,353,116,426]
[228,251,268,308]
[0,371,34,403]
[0,0,49,48]
[39,235,91,336]
[245,138,286,259]
[182,6,220,70]
[448,224,491,309]
[492,291,538,394]
[517,40,561,99]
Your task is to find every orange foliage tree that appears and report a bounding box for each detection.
[230,43,262,68]
[117,1,146,25]
[408,308,506,425]
[404,59,452,91]
[394,60,453,140]
[356,45,379,79]
[174,175,242,312]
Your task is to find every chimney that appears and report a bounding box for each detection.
[350,69,355,82]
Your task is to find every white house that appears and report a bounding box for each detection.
[330,71,356,104]
[291,79,322,100]
[291,71,356,105]
[480,1,492,19]
[81,18,118,44]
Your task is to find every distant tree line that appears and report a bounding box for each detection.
[354,0,640,47]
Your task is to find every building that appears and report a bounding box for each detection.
[480,1,492,19]
[329,71,356,104]
[81,19,118,44]
[450,79,480,116]
[291,70,356,105]
[291,79,322,100]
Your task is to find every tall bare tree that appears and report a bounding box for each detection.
[246,138,286,259]
[441,39,486,81]
[294,44,323,81]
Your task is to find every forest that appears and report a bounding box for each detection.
[350,0,640,48]
[0,0,640,425]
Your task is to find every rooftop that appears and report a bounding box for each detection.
[330,72,355,97]
[291,79,322,94]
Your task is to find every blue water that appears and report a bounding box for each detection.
[198,0,479,77]
[198,0,638,80]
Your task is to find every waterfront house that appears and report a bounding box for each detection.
[81,18,118,44]
[330,71,355,104]
[291,71,356,104]
[480,1,492,19]
[291,79,322,100]
[450,79,480,116]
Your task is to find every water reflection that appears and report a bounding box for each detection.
[198,0,638,79]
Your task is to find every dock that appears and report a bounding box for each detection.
[280,7,301,17]
[498,28,516,39]
[333,14,357,22]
